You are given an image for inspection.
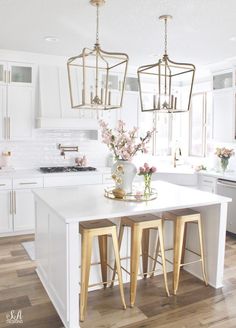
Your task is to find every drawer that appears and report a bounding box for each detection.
[198,175,216,186]
[44,174,102,187]
[13,177,44,189]
[0,178,12,190]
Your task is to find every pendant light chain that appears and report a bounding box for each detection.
[164,17,168,55]
[96,3,100,45]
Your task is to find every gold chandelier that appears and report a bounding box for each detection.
[137,15,195,113]
[67,0,129,110]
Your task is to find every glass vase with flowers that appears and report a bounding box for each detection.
[215,147,235,173]
[99,120,154,193]
[138,163,157,196]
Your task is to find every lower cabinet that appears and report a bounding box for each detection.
[13,190,35,231]
[0,190,12,233]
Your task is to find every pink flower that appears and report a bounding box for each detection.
[144,163,149,169]
[139,167,145,173]
[150,166,157,173]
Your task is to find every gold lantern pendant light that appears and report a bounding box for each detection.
[137,15,195,113]
[67,0,129,110]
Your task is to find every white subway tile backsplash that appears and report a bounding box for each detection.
[0,129,108,169]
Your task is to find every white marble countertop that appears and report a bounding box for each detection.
[1,165,236,182]
[33,180,231,223]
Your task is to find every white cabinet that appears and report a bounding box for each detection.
[7,86,33,139]
[198,175,216,193]
[0,61,34,140]
[212,89,234,142]
[14,190,35,231]
[0,190,12,233]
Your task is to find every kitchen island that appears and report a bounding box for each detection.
[33,181,231,328]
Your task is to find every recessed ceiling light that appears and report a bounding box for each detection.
[44,36,60,43]
[229,36,236,42]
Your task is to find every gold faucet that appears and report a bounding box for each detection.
[58,144,79,159]
[173,147,181,168]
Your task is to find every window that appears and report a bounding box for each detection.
[139,110,171,156]
[189,92,212,157]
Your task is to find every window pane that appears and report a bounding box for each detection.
[189,93,205,156]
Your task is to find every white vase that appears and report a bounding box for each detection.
[112,160,137,193]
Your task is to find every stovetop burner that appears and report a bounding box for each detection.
[39,166,97,173]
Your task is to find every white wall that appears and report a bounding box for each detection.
[0,129,109,169]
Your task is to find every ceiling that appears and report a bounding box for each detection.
[0,0,236,69]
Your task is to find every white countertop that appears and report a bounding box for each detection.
[33,180,231,223]
[1,165,236,183]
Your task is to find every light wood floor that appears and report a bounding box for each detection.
[0,234,236,328]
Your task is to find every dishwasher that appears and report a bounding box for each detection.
[217,178,236,234]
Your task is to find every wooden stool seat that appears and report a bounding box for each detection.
[79,219,116,231]
[112,214,170,307]
[79,219,126,322]
[163,209,208,295]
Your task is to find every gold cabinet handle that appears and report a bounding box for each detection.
[19,182,38,185]
[10,191,13,215]
[3,70,7,83]
[8,117,10,139]
[14,191,16,214]
[3,117,7,139]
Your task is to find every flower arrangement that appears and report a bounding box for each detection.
[99,120,154,161]
[215,147,235,172]
[138,163,157,195]
[215,147,235,159]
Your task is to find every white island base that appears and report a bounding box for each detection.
[33,181,231,328]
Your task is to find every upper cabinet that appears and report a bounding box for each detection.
[212,69,236,143]
[213,72,233,90]
[212,88,234,142]
[0,61,34,140]
[0,61,33,87]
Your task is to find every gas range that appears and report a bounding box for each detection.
[39,166,97,173]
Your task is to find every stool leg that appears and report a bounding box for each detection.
[130,225,142,307]
[111,229,126,310]
[142,229,150,278]
[151,229,160,278]
[80,232,93,322]
[158,222,170,297]
[173,220,185,295]
[110,223,124,288]
[197,218,208,286]
[98,235,108,289]
[181,223,188,269]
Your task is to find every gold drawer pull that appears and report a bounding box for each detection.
[19,182,38,185]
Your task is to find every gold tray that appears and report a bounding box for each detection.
[104,187,157,202]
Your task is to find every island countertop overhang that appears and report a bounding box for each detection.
[32,181,231,223]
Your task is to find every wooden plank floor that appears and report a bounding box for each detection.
[0,234,236,328]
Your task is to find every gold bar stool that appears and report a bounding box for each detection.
[79,219,126,322]
[111,214,170,307]
[162,209,208,295]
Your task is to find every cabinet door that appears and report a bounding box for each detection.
[0,85,7,140]
[120,92,139,129]
[0,190,12,233]
[7,86,33,139]
[14,190,35,231]
[213,90,234,142]
[8,62,33,86]
[0,62,7,85]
